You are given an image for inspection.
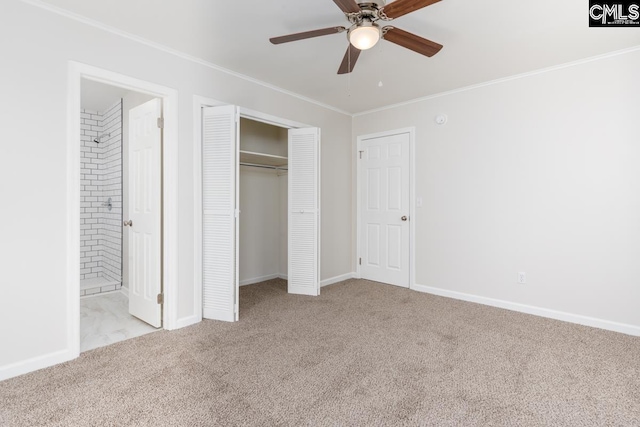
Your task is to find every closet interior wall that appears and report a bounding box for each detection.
[239,118,288,285]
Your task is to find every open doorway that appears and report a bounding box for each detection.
[78,79,162,352]
[68,62,180,360]
[194,100,321,323]
[238,118,289,288]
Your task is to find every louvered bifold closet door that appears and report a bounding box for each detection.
[202,105,239,321]
[288,128,320,296]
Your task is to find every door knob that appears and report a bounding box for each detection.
[123,220,133,227]
[401,216,408,221]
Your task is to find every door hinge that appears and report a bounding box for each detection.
[359,150,364,159]
[359,257,362,265]
[157,293,164,304]
[157,117,164,129]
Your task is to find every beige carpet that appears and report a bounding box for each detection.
[1,279,639,426]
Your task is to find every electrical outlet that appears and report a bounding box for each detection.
[518,272,526,284]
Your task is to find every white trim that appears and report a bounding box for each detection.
[120,287,129,298]
[321,272,357,288]
[240,274,281,287]
[19,0,350,117]
[175,314,201,329]
[69,63,180,357]
[161,82,180,331]
[0,349,74,382]
[239,107,311,129]
[354,45,640,117]
[408,129,416,289]
[413,284,640,337]
[80,289,122,299]
[67,63,81,359]
[356,128,416,288]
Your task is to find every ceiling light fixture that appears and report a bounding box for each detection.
[348,22,380,50]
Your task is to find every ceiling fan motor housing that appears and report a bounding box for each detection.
[348,1,389,25]
[269,0,443,74]
[358,1,386,8]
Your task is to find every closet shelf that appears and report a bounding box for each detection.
[240,150,288,167]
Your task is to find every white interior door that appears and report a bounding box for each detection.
[359,132,410,288]
[202,105,239,322]
[288,128,320,296]
[128,98,163,327]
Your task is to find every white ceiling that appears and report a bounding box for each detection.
[44,0,640,114]
[81,79,129,112]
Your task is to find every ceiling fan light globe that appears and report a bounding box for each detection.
[349,25,380,50]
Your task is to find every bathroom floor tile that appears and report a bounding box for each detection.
[80,291,158,352]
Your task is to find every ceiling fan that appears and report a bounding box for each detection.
[270,0,443,74]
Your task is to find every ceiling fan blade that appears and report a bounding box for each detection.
[333,0,361,14]
[338,44,361,74]
[383,27,442,57]
[380,0,441,19]
[270,26,346,44]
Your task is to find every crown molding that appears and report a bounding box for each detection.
[353,44,640,117]
[19,0,352,117]
[18,0,640,118]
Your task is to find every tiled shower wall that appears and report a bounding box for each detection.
[80,101,123,294]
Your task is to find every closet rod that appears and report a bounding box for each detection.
[240,162,288,171]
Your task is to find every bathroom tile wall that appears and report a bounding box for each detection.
[99,102,123,283]
[80,108,103,281]
[80,100,122,295]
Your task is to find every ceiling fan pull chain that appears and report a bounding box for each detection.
[347,47,351,97]
[378,42,383,86]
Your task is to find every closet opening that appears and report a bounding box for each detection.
[238,118,289,293]
[198,102,321,322]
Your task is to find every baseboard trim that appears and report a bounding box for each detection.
[120,287,129,298]
[412,283,640,337]
[175,314,201,330]
[321,272,357,288]
[240,274,281,287]
[0,349,75,382]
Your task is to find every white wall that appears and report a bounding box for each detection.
[353,49,640,331]
[239,118,288,157]
[239,167,282,284]
[0,1,352,379]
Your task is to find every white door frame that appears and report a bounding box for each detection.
[68,62,180,358]
[356,127,416,289]
[192,95,314,322]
